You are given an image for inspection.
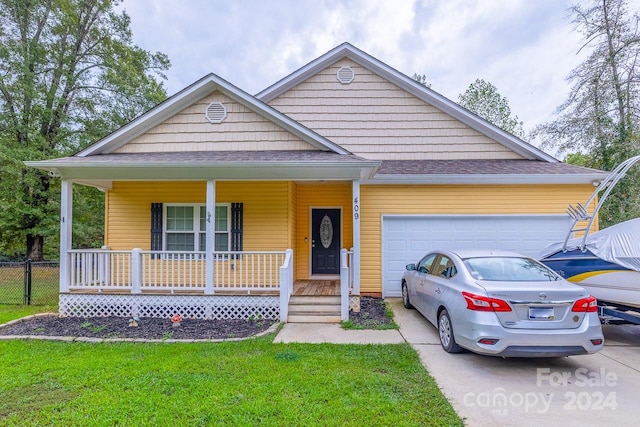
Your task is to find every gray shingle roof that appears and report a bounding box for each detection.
[44,150,376,165]
[377,159,603,175]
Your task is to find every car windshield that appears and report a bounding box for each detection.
[463,256,558,282]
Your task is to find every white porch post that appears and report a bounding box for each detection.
[59,180,73,292]
[352,180,361,295]
[205,180,216,294]
[131,248,142,294]
[340,249,349,321]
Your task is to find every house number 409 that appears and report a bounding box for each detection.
[353,197,360,220]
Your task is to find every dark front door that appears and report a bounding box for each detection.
[311,209,341,275]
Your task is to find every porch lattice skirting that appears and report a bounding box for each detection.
[349,296,360,312]
[59,294,280,320]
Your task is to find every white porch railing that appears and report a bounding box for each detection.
[68,249,288,294]
[70,249,132,290]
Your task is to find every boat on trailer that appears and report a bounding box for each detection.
[539,155,640,311]
[540,219,640,308]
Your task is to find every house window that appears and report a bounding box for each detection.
[165,204,230,251]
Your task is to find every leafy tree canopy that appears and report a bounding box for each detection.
[458,78,525,139]
[534,0,640,226]
[0,0,170,259]
[412,73,431,88]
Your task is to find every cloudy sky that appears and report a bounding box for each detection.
[119,0,637,139]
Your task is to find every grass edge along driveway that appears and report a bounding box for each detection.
[0,306,462,426]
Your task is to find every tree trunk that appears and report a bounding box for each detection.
[27,234,44,261]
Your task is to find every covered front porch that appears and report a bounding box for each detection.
[30,150,378,323]
[59,245,357,322]
[51,166,370,322]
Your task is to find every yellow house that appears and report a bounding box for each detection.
[27,43,604,322]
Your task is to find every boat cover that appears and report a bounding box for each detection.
[539,218,640,272]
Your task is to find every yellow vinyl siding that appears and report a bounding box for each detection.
[106,182,205,250]
[295,182,353,280]
[268,58,522,161]
[105,181,292,252]
[217,182,291,251]
[114,92,317,153]
[287,182,297,249]
[359,184,597,294]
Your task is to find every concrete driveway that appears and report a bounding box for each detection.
[388,298,640,427]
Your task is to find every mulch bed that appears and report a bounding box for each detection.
[349,297,394,328]
[0,316,275,340]
[0,297,391,340]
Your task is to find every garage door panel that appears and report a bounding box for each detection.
[520,239,547,252]
[387,220,407,232]
[382,215,570,297]
[475,238,498,247]
[454,222,474,232]
[453,238,475,247]
[476,222,498,232]
[387,240,406,252]
[496,221,520,232]
[408,221,429,232]
[498,238,521,247]
[431,238,454,247]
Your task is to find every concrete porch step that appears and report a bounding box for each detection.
[289,295,340,305]
[287,295,342,323]
[288,304,341,314]
[287,314,343,323]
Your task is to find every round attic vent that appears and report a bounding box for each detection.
[205,102,227,123]
[337,66,355,84]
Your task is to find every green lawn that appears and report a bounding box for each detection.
[0,304,56,325]
[0,306,462,426]
[0,264,59,306]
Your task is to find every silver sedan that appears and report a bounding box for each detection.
[401,249,604,357]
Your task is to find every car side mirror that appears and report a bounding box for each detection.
[406,263,416,271]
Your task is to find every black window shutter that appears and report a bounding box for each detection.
[231,203,243,252]
[151,203,163,250]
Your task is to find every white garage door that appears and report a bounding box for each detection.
[381,215,571,297]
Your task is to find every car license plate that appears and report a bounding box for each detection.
[529,307,554,320]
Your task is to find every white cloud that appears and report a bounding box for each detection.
[118,0,634,135]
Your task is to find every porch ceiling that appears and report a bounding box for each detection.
[25,150,381,186]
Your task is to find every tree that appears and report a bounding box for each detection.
[412,73,431,88]
[0,0,170,260]
[533,0,640,226]
[458,78,525,138]
[564,152,592,167]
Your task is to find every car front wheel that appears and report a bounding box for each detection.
[438,309,463,353]
[402,281,414,309]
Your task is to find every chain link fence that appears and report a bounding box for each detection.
[0,260,59,306]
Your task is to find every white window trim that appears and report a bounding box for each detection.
[164,203,230,252]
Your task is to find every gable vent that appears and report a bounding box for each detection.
[205,102,227,123]
[337,66,355,84]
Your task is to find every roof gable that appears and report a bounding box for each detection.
[257,42,557,163]
[113,91,319,153]
[79,74,349,156]
[266,58,523,161]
